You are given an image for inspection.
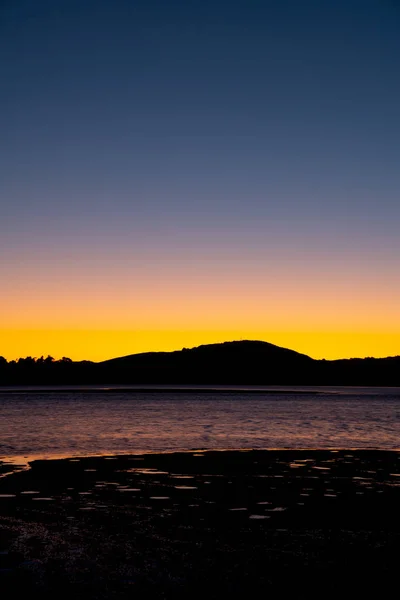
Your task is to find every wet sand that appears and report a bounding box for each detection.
[1,449,399,598]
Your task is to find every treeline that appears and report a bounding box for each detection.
[0,355,97,385]
[0,355,72,366]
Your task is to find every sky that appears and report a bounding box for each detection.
[1,0,400,361]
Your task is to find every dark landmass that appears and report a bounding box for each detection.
[0,449,399,598]
[1,340,400,386]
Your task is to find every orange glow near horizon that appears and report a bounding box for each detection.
[1,252,400,362]
[1,329,400,362]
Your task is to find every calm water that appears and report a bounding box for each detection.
[0,387,399,463]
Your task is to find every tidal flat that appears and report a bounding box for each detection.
[0,449,399,598]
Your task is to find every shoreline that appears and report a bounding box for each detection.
[2,444,400,473]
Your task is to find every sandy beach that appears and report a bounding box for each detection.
[0,449,399,598]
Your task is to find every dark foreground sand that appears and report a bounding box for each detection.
[1,449,399,598]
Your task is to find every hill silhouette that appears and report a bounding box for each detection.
[0,340,399,386]
[100,340,313,383]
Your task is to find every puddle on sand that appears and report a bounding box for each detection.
[149,496,170,500]
[129,469,169,476]
[312,466,330,471]
[32,497,54,501]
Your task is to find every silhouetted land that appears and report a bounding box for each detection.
[0,449,399,598]
[1,340,399,386]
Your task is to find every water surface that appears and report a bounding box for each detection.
[0,386,399,463]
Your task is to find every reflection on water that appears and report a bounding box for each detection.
[0,388,399,463]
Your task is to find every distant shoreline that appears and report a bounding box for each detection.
[1,384,400,395]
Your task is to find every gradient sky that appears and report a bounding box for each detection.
[1,0,400,361]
